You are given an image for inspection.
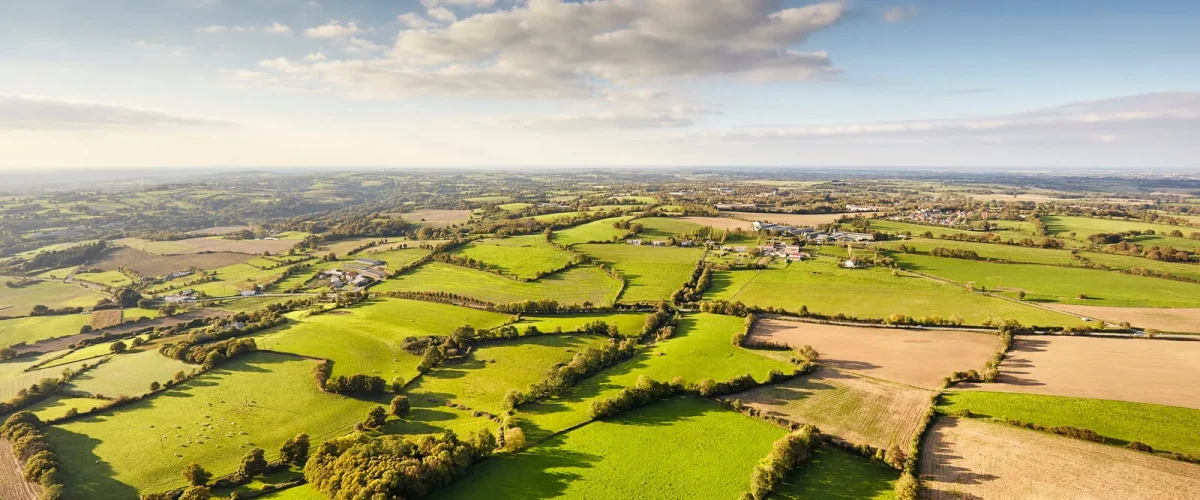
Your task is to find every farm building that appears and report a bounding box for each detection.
[355,258,386,267]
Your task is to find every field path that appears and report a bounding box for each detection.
[0,440,39,500]
[921,417,1200,500]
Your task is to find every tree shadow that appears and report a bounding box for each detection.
[429,445,602,500]
[921,418,999,495]
[44,426,140,500]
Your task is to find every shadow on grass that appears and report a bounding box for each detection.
[429,445,601,500]
[44,426,140,499]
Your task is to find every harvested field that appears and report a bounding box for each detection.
[920,417,1200,500]
[0,440,39,500]
[961,335,1200,409]
[1041,304,1200,334]
[724,211,879,226]
[737,368,933,449]
[185,225,251,236]
[749,319,1001,389]
[95,247,252,277]
[677,216,755,231]
[113,237,295,256]
[88,309,123,329]
[398,209,473,227]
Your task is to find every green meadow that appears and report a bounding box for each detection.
[50,352,379,498]
[1043,215,1200,249]
[0,281,106,316]
[704,259,1084,327]
[896,253,1200,307]
[508,312,651,338]
[0,352,94,401]
[551,216,635,246]
[0,314,89,346]
[773,447,898,500]
[362,247,430,268]
[74,270,135,288]
[70,349,193,398]
[635,217,708,239]
[938,391,1200,457]
[28,396,108,421]
[576,244,704,304]
[432,397,782,500]
[187,263,291,297]
[868,219,1041,244]
[454,235,578,280]
[375,263,622,306]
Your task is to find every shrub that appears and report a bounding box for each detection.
[183,462,211,486]
[746,426,820,500]
[503,427,526,451]
[389,396,411,417]
[280,433,311,468]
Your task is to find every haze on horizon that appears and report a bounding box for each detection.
[1,0,1197,170]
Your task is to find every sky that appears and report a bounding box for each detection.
[0,0,1198,170]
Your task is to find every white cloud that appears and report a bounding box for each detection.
[264,22,293,36]
[305,52,327,61]
[304,20,365,39]
[421,0,496,8]
[0,95,228,130]
[264,0,844,99]
[343,37,385,54]
[426,7,458,23]
[883,6,918,23]
[197,23,292,36]
[397,13,437,29]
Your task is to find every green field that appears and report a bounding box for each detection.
[74,270,135,288]
[363,247,430,269]
[454,235,578,280]
[938,391,1200,456]
[257,484,326,500]
[432,396,783,500]
[1043,215,1200,250]
[187,263,291,297]
[50,352,379,498]
[868,219,1041,244]
[27,396,108,421]
[773,447,898,500]
[375,263,622,306]
[0,314,89,347]
[70,349,193,398]
[551,216,635,246]
[0,281,106,316]
[0,351,95,401]
[635,217,707,239]
[705,259,1083,327]
[253,298,512,381]
[520,313,794,439]
[508,312,651,338]
[576,244,704,304]
[896,253,1200,307]
[530,211,586,222]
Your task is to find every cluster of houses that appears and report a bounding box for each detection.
[625,239,696,247]
[757,242,813,262]
[318,258,387,290]
[751,221,875,243]
[892,209,990,227]
[164,289,199,303]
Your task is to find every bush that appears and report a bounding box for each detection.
[894,472,919,500]
[389,396,411,417]
[503,427,526,451]
[746,426,820,500]
[182,462,211,486]
[280,433,311,468]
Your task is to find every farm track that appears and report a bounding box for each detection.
[0,440,39,500]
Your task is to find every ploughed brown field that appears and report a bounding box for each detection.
[95,247,253,276]
[0,441,39,500]
[749,319,1000,389]
[961,335,1200,409]
[723,211,880,227]
[398,209,473,227]
[87,309,123,329]
[921,417,1200,500]
[677,217,755,231]
[1042,303,1200,334]
[736,367,933,450]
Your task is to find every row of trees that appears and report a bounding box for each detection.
[673,264,713,304]
[159,337,257,367]
[304,430,495,499]
[1,412,66,499]
[745,426,821,500]
[504,338,640,409]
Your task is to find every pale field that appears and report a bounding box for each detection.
[749,319,1001,389]
[677,216,756,231]
[184,226,252,236]
[114,237,295,256]
[920,417,1200,500]
[1042,304,1200,334]
[0,441,39,500]
[962,192,1066,202]
[87,309,123,329]
[397,209,473,227]
[724,211,880,226]
[737,368,933,449]
[961,335,1200,409]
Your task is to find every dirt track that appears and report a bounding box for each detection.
[750,319,1001,389]
[0,440,39,500]
[961,335,1200,409]
[1043,303,1200,334]
[920,417,1200,500]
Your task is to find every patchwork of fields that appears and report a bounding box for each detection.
[374,262,622,306]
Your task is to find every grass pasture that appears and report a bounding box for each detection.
[50,352,379,498]
[0,352,95,401]
[1043,215,1200,250]
[454,235,578,280]
[397,209,474,227]
[0,281,105,316]
[0,314,89,347]
[432,396,783,500]
[774,447,898,500]
[375,263,621,306]
[362,247,430,269]
[550,216,635,246]
[576,244,704,304]
[507,312,651,338]
[739,368,933,450]
[938,391,1200,457]
[74,270,134,288]
[27,396,108,421]
[920,417,1200,500]
[70,349,193,398]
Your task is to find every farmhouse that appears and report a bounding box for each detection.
[165,270,193,280]
[355,258,386,267]
[627,239,644,245]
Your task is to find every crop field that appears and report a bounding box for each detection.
[520,313,794,439]
[550,216,634,246]
[738,368,933,449]
[1043,215,1200,250]
[0,314,89,347]
[920,417,1200,500]
[896,253,1200,308]
[706,262,1083,327]
[749,320,1001,389]
[432,397,784,500]
[253,298,510,380]
[0,281,105,316]
[1040,304,1200,334]
[0,440,40,500]
[114,237,296,255]
[74,270,134,288]
[87,309,123,329]
[375,263,622,306]
[507,312,651,337]
[454,235,578,279]
[575,244,704,304]
[773,447,898,500]
[938,391,1200,457]
[967,335,1200,409]
[49,352,379,498]
[725,211,881,227]
[397,209,474,226]
[70,349,194,398]
[94,247,253,277]
[184,225,253,236]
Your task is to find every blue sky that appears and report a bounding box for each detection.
[0,0,1197,169]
